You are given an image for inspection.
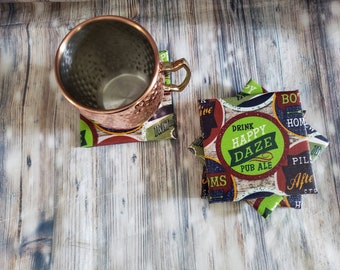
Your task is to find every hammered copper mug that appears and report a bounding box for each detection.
[55,16,191,130]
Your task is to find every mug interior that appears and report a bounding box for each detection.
[58,18,157,110]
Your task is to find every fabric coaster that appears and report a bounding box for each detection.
[190,79,329,218]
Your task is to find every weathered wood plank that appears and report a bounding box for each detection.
[0,1,339,269]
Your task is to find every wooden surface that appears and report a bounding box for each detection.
[0,1,339,269]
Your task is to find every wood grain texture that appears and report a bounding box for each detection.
[0,1,339,269]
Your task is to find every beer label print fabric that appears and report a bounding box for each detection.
[198,90,317,202]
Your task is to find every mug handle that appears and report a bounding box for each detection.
[161,58,191,92]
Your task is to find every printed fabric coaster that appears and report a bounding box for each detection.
[79,51,177,147]
[245,121,329,218]
[190,79,329,218]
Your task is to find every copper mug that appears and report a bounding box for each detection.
[55,16,191,130]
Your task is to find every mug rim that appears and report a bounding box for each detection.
[55,15,161,114]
